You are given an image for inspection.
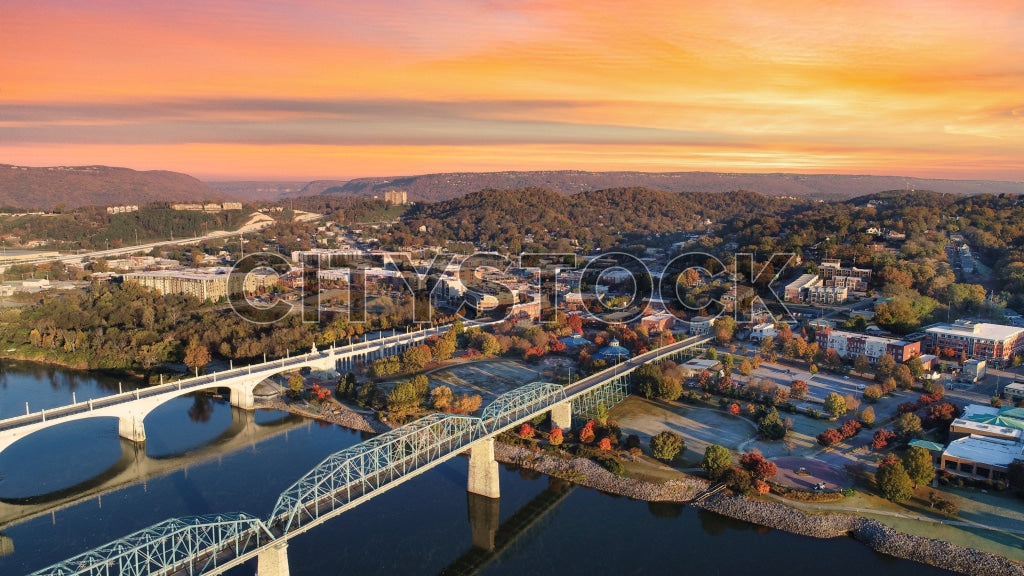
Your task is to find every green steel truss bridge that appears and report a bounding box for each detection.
[29,335,710,576]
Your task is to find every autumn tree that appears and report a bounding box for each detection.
[894,364,914,390]
[401,344,433,372]
[409,374,430,400]
[183,339,211,374]
[450,393,483,414]
[854,354,870,376]
[874,355,896,383]
[789,380,808,400]
[902,446,936,488]
[871,429,897,450]
[701,444,732,480]
[876,454,914,502]
[579,420,596,444]
[859,406,876,427]
[430,385,454,411]
[549,427,564,446]
[518,423,535,439]
[823,392,847,420]
[651,430,685,461]
[739,449,777,480]
[287,372,305,400]
[862,385,883,403]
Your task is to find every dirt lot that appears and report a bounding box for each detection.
[611,396,757,466]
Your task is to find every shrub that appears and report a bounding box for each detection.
[598,437,612,451]
[549,427,564,446]
[594,454,627,476]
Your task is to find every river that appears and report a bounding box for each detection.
[0,362,952,575]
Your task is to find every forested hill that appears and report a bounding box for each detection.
[308,170,1024,203]
[0,164,220,210]
[382,187,803,251]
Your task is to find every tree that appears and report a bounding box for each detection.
[714,315,736,344]
[862,385,883,403]
[287,373,305,400]
[894,412,922,440]
[336,371,358,399]
[789,380,808,400]
[894,364,914,390]
[409,374,430,400]
[817,428,843,447]
[854,354,870,376]
[472,332,501,356]
[729,402,740,415]
[906,355,925,380]
[650,431,685,461]
[518,423,535,439]
[549,427,564,446]
[1008,461,1024,492]
[656,375,683,401]
[758,407,787,440]
[823,392,847,419]
[739,449,777,480]
[450,393,483,414]
[876,455,914,502]
[634,363,663,399]
[759,336,775,358]
[706,347,718,360]
[871,429,897,450]
[902,446,936,488]
[430,385,454,411]
[578,420,596,444]
[721,466,752,493]
[874,355,896,383]
[401,344,433,372]
[183,339,211,374]
[387,381,420,416]
[701,444,732,480]
[859,406,876,427]
[431,332,457,362]
[598,437,612,451]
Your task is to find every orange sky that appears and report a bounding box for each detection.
[2,0,1022,180]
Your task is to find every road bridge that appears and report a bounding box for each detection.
[0,326,451,456]
[29,335,711,576]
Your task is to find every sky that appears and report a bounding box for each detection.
[2,0,1023,181]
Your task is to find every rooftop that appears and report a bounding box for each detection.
[943,435,1023,468]
[925,321,1024,342]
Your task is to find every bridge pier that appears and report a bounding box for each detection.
[549,400,572,432]
[467,437,500,499]
[257,541,290,576]
[466,492,500,551]
[230,387,255,410]
[117,414,146,444]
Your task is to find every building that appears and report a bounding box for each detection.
[1005,382,1024,403]
[923,320,1024,362]
[679,358,723,379]
[818,259,871,291]
[591,339,631,363]
[805,283,848,305]
[749,322,778,342]
[783,274,819,301]
[684,316,716,336]
[384,190,408,205]
[818,328,920,363]
[106,205,138,214]
[960,358,987,383]
[940,435,1022,482]
[125,268,277,301]
[639,313,675,334]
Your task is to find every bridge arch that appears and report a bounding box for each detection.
[480,382,566,433]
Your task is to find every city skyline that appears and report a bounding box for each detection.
[2,0,1022,181]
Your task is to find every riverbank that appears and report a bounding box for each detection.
[492,442,1024,576]
[257,397,392,434]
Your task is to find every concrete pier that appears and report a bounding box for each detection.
[467,438,500,499]
[257,541,290,576]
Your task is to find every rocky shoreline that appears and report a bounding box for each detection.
[493,443,1024,576]
[257,397,392,433]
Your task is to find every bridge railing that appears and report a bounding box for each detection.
[269,413,486,533]
[28,513,273,576]
[479,383,566,433]
[0,324,470,433]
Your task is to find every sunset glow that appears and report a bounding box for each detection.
[2,0,1022,180]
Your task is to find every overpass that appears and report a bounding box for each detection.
[0,326,453,456]
[28,335,711,576]
[0,408,308,532]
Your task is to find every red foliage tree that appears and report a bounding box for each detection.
[817,428,843,447]
[897,402,919,414]
[740,450,778,479]
[789,380,809,400]
[871,429,897,450]
[567,314,584,334]
[549,427,564,446]
[598,437,612,451]
[754,479,771,495]
[729,403,740,415]
[838,420,862,439]
[924,402,961,428]
[579,420,596,444]
[518,423,535,439]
